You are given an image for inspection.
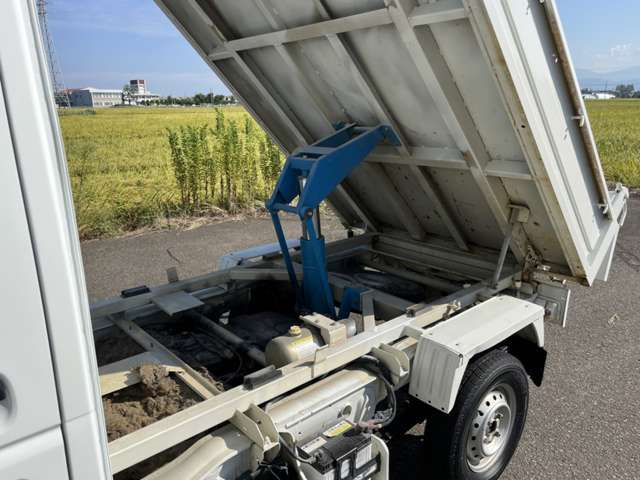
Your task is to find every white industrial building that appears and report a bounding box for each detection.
[582,92,616,100]
[68,87,122,108]
[68,79,160,107]
[128,79,160,104]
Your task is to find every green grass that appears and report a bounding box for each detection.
[59,101,639,240]
[586,99,640,187]
[60,106,252,239]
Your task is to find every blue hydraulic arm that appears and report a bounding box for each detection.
[266,124,400,318]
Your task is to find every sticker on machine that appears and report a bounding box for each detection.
[322,420,353,438]
[299,435,327,455]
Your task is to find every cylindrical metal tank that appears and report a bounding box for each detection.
[264,325,322,367]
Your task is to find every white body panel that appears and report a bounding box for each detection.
[0,428,69,480]
[0,1,110,478]
[0,81,61,457]
[410,295,544,412]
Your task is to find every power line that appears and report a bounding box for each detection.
[37,0,70,107]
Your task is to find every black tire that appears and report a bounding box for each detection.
[424,349,529,480]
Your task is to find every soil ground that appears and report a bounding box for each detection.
[99,360,204,480]
[103,364,200,443]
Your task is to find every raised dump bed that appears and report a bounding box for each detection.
[157,0,628,284]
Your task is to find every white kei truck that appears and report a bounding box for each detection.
[0,1,629,480]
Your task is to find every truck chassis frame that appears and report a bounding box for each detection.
[91,232,520,473]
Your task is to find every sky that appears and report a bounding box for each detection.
[557,0,640,73]
[48,0,228,96]
[48,0,640,96]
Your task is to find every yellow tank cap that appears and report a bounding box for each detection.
[288,325,302,336]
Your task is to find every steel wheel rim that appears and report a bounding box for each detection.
[465,383,515,473]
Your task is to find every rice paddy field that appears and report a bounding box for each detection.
[585,99,640,187]
[59,106,277,239]
[59,100,639,239]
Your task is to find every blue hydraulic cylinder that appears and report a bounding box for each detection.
[266,124,400,317]
[300,230,332,316]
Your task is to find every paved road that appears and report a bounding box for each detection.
[82,201,640,479]
[81,214,345,302]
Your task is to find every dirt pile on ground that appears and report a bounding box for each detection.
[103,363,199,442]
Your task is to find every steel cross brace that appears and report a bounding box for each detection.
[266,123,400,317]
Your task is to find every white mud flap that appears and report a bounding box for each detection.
[409,296,544,413]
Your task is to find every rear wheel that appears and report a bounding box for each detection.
[424,349,529,480]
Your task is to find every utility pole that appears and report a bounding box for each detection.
[37,0,71,107]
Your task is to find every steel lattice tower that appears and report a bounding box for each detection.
[37,0,70,107]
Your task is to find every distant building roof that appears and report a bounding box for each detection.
[69,87,122,94]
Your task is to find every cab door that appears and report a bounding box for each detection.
[0,82,69,479]
[0,1,111,478]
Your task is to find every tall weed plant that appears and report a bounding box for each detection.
[166,108,284,214]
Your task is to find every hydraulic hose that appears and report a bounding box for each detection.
[355,355,398,428]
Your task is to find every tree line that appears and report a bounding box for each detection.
[160,93,237,106]
[121,84,237,106]
[582,84,640,98]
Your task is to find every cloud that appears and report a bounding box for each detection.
[610,44,634,56]
[592,43,640,72]
[48,0,179,38]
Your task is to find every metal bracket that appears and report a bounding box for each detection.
[230,404,280,470]
[312,345,330,376]
[301,313,348,346]
[492,205,530,288]
[166,267,179,283]
[371,344,410,387]
[152,290,204,316]
[356,290,376,333]
[443,300,461,320]
[571,112,586,128]
[402,325,424,340]
[530,271,571,327]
